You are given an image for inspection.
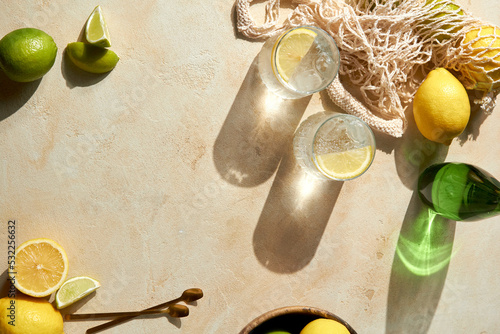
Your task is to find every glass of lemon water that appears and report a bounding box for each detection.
[293,112,376,181]
[258,26,340,99]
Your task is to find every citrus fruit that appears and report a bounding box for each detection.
[423,0,464,42]
[9,238,69,297]
[413,68,470,145]
[299,318,350,334]
[0,295,64,334]
[66,42,119,73]
[315,145,374,180]
[55,276,101,309]
[0,28,57,82]
[274,27,317,82]
[85,5,111,48]
[461,25,500,91]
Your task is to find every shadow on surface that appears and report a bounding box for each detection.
[253,142,343,273]
[68,301,183,332]
[386,191,456,334]
[0,71,41,122]
[61,48,111,88]
[458,89,491,145]
[0,270,11,298]
[213,57,310,187]
[393,107,449,190]
[58,291,98,316]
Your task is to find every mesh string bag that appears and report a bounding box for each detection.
[235,0,499,137]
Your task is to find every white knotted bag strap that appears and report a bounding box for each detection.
[236,0,283,39]
[327,77,406,137]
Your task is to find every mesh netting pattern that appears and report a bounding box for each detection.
[236,0,499,137]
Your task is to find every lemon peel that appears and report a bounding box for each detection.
[299,318,350,334]
[413,68,470,145]
[0,295,64,334]
[460,25,500,91]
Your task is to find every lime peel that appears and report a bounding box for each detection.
[0,28,57,82]
[85,5,111,48]
[66,42,119,73]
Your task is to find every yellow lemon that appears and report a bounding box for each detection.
[461,25,500,91]
[422,0,464,42]
[0,28,57,82]
[413,68,470,145]
[0,295,64,334]
[299,318,350,334]
[9,238,69,297]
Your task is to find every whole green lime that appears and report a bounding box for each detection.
[0,28,58,82]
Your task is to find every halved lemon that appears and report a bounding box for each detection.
[274,27,317,82]
[10,238,69,297]
[85,5,111,48]
[315,146,374,180]
[55,276,101,309]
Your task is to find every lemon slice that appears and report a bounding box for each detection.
[316,146,374,180]
[274,27,317,82]
[9,238,69,297]
[55,276,101,309]
[85,5,111,48]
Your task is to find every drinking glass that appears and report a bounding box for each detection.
[293,112,376,181]
[258,26,340,99]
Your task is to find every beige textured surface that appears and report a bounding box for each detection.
[1,1,500,333]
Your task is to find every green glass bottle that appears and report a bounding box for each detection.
[418,163,500,221]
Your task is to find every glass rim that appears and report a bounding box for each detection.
[311,114,376,181]
[271,25,340,95]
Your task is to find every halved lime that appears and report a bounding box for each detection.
[55,276,101,309]
[85,5,111,48]
[66,42,119,73]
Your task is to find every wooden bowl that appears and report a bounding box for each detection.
[239,306,357,334]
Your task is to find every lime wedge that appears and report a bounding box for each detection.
[55,276,101,309]
[274,27,317,82]
[85,5,111,48]
[315,146,373,180]
[66,42,119,73]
